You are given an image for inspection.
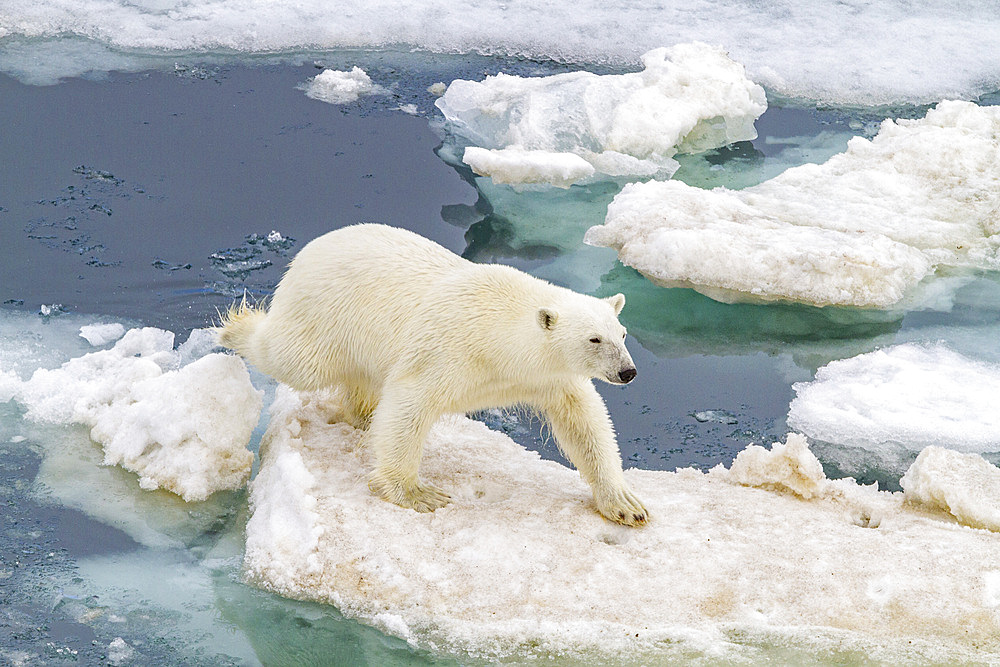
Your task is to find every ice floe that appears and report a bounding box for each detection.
[2,326,262,501]
[245,386,1000,662]
[300,67,385,105]
[586,101,1000,308]
[788,343,1000,460]
[3,0,1000,104]
[436,43,766,187]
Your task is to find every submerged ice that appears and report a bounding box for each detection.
[586,101,1000,308]
[245,386,1000,662]
[1,325,261,501]
[436,43,766,187]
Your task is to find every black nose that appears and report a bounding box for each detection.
[618,367,637,383]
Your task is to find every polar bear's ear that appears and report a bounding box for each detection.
[536,307,559,330]
[605,293,626,315]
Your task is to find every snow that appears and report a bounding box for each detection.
[788,343,1000,457]
[586,101,1000,308]
[3,0,999,104]
[1,326,262,501]
[437,44,766,187]
[244,386,1000,662]
[300,67,383,105]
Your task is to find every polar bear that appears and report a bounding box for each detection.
[220,223,647,526]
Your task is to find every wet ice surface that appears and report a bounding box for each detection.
[1,57,999,664]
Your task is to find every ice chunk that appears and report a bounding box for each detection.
[436,43,766,186]
[79,323,126,346]
[107,638,134,666]
[3,326,262,501]
[788,343,1000,456]
[901,446,1000,532]
[726,433,825,499]
[245,387,1000,661]
[586,101,1000,308]
[91,354,260,501]
[300,67,384,104]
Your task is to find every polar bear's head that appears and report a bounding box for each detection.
[537,292,637,385]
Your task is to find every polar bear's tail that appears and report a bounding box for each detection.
[217,296,267,357]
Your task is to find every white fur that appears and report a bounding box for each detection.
[221,223,647,525]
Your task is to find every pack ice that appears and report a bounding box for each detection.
[436,43,766,187]
[245,386,1000,662]
[586,101,1000,308]
[0,325,262,501]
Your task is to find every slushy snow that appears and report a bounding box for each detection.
[586,101,1000,308]
[788,343,1000,456]
[300,67,383,104]
[437,43,766,187]
[244,386,1000,662]
[1,327,262,501]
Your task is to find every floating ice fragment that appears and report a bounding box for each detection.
[107,638,134,666]
[788,343,1000,457]
[2,326,262,501]
[427,82,447,97]
[79,323,126,346]
[436,43,766,187]
[586,101,1000,308]
[300,67,384,105]
[245,387,1000,661]
[901,446,1000,532]
[39,304,67,318]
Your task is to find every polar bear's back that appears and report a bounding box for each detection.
[251,224,541,391]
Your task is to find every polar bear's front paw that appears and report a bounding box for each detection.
[596,486,649,527]
[368,473,451,513]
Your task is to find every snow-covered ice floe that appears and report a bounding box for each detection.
[299,67,386,105]
[586,101,1000,308]
[0,326,262,501]
[245,387,1000,662]
[788,343,1000,476]
[436,43,766,187]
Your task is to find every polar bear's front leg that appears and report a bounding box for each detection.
[540,381,648,527]
[365,381,451,513]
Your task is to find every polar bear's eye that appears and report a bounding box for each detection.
[589,337,602,344]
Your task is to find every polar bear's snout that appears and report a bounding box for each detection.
[618,367,637,383]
